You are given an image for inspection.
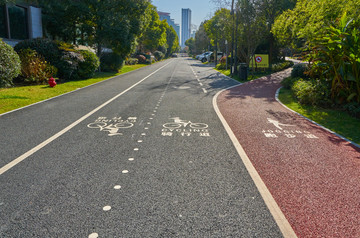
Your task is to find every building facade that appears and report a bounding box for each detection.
[0,3,43,47]
[181,8,191,48]
[157,11,180,43]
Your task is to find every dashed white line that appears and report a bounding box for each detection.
[88,233,99,238]
[199,83,203,86]
[114,185,121,190]
[202,88,208,93]
[103,206,111,211]
[122,170,129,174]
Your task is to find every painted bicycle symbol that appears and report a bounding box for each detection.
[163,117,208,129]
[87,122,133,136]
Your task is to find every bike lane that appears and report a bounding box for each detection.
[0,58,285,237]
[216,68,360,237]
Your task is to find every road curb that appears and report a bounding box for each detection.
[275,87,360,149]
[213,84,298,238]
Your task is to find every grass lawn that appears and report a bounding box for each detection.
[278,88,360,145]
[0,64,147,114]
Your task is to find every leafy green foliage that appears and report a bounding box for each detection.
[18,49,57,84]
[77,50,100,79]
[185,38,195,55]
[291,63,308,78]
[0,39,21,87]
[153,51,164,61]
[271,61,294,72]
[125,58,139,65]
[100,52,124,72]
[14,38,61,66]
[306,13,360,104]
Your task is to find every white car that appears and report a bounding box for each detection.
[206,52,224,62]
[198,52,212,62]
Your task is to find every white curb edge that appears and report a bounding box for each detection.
[213,84,298,238]
[275,87,360,149]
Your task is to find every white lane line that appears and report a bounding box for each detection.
[199,83,203,86]
[202,88,207,94]
[213,86,297,238]
[0,60,173,176]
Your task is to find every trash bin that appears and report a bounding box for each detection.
[238,63,248,80]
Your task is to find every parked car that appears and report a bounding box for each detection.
[198,52,211,63]
[206,52,224,62]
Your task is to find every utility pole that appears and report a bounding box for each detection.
[230,0,235,75]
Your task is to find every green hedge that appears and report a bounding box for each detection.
[0,39,21,87]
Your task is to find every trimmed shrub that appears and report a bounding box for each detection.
[100,52,124,72]
[272,61,294,72]
[125,58,138,65]
[291,63,308,78]
[14,38,61,66]
[153,51,164,61]
[0,39,21,87]
[216,63,226,70]
[57,51,84,80]
[281,77,298,89]
[77,50,100,79]
[136,55,147,64]
[18,49,57,84]
[291,79,317,105]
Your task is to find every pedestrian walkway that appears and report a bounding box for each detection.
[216,68,360,237]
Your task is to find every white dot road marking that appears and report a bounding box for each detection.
[114,185,121,189]
[128,158,134,161]
[103,206,111,211]
[89,233,99,238]
[147,122,151,125]
[122,170,129,174]
[0,60,174,176]
[145,127,149,130]
[138,140,143,143]
[141,133,146,136]
[134,148,139,151]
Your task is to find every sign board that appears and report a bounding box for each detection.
[250,54,269,68]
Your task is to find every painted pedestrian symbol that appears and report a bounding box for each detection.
[87,116,136,136]
[162,117,210,137]
[263,118,318,139]
[267,118,294,130]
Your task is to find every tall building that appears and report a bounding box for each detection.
[157,11,180,43]
[181,8,191,47]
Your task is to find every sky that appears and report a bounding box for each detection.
[151,0,219,30]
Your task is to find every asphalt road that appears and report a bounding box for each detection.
[0,58,285,237]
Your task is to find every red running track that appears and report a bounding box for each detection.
[217,68,360,237]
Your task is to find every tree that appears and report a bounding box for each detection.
[39,0,149,59]
[204,8,232,53]
[185,37,195,55]
[194,21,211,54]
[236,0,267,65]
[165,25,180,57]
[272,0,360,48]
[138,4,167,53]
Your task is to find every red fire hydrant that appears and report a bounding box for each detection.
[48,77,56,87]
